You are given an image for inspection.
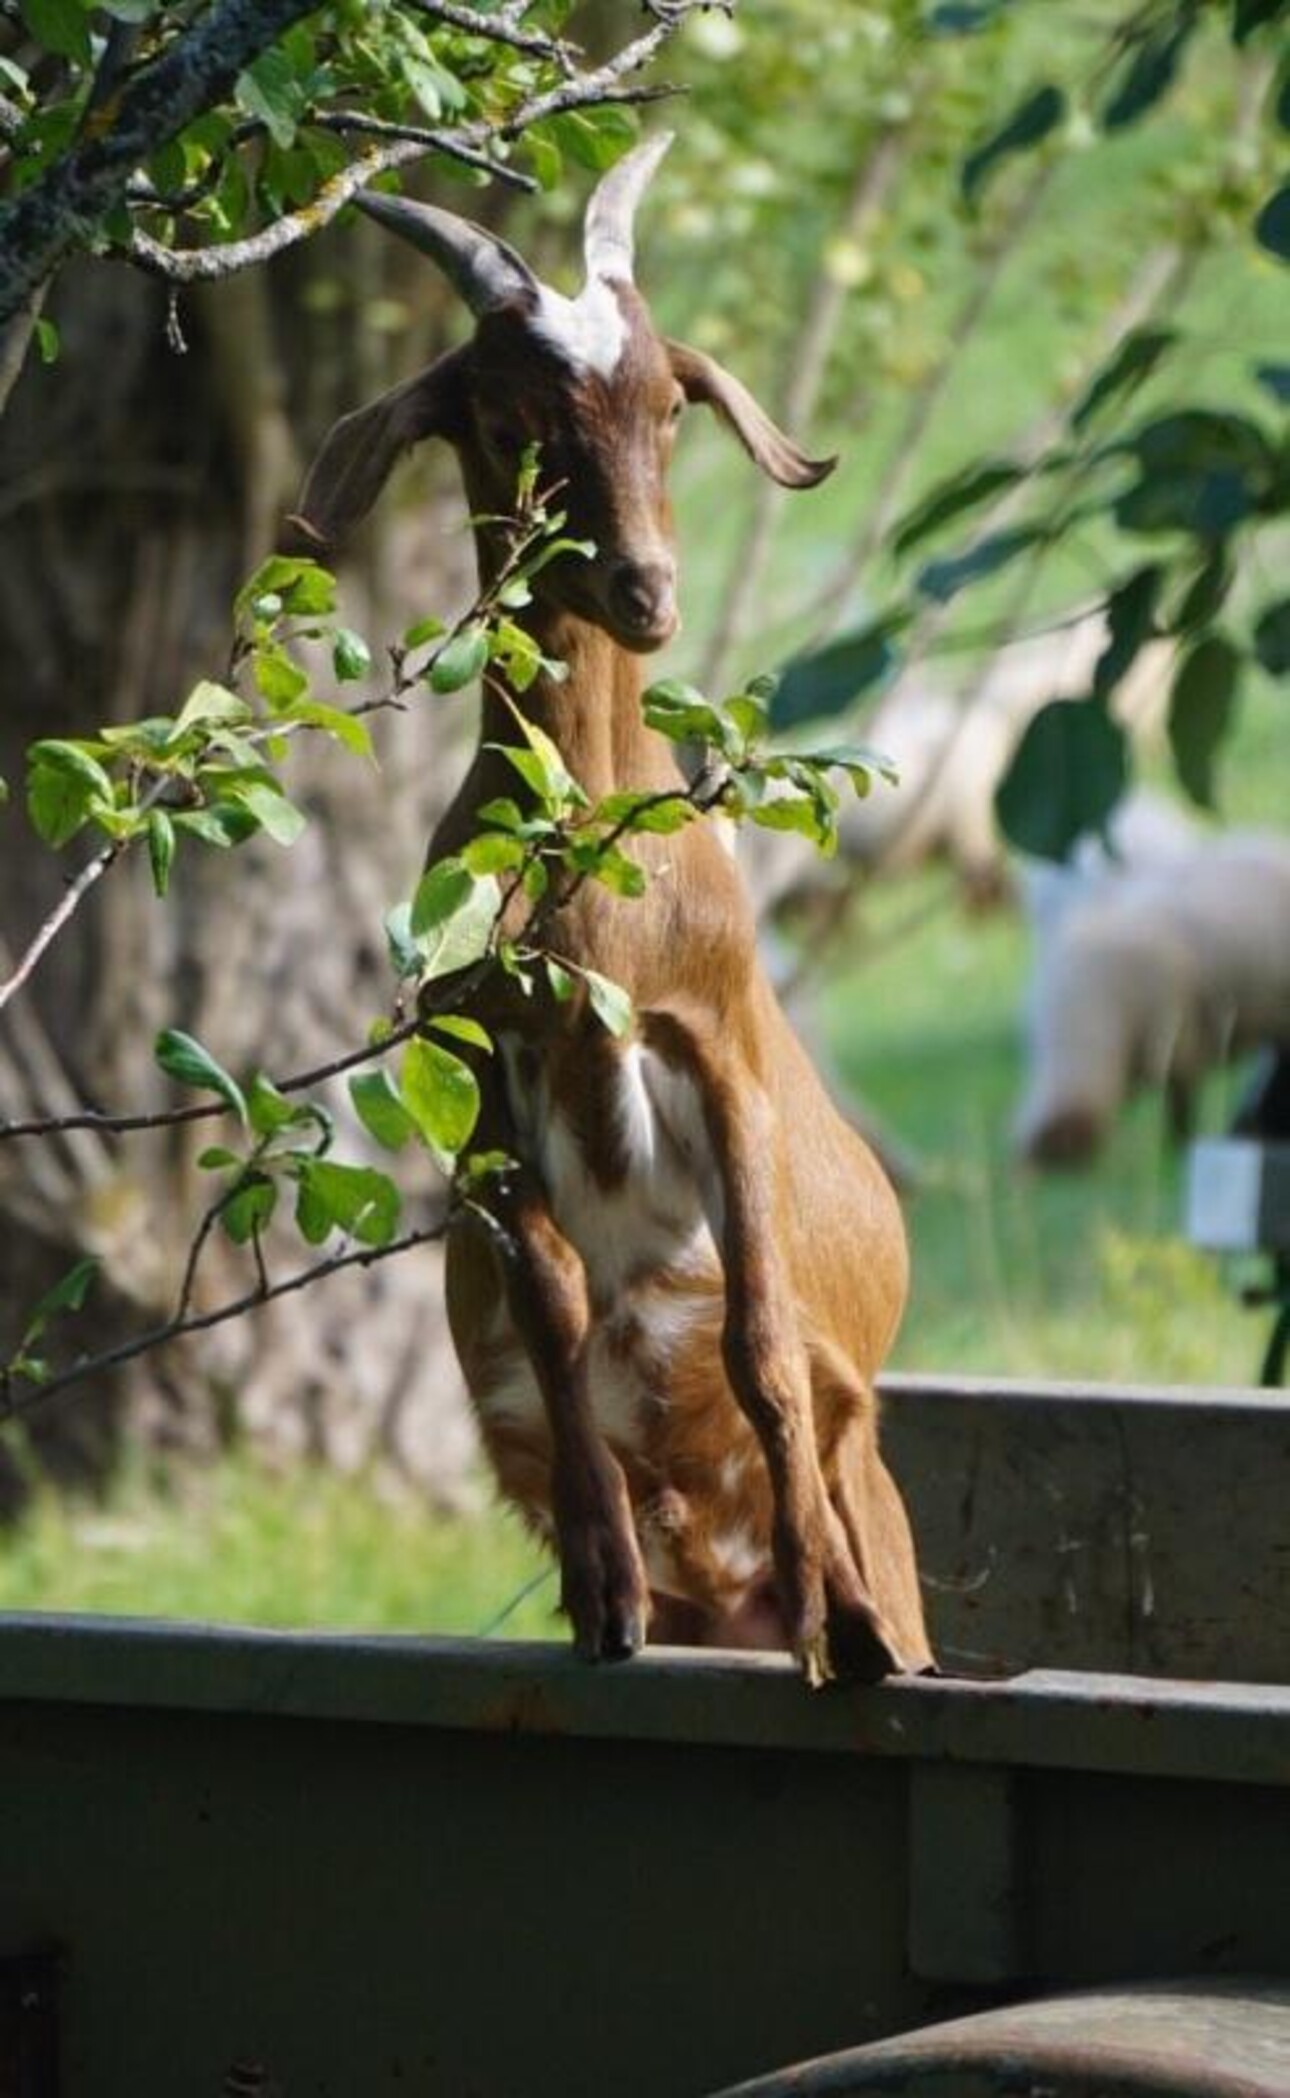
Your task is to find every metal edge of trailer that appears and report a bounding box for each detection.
[2,1614,1290,1788]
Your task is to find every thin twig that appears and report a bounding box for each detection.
[0,841,126,1017]
[310,113,535,191]
[0,776,171,1019]
[402,0,579,72]
[0,1225,445,1424]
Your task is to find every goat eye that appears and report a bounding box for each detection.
[667,394,685,426]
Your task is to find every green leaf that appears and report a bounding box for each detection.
[523,125,563,191]
[917,525,1047,604]
[236,556,335,621]
[221,1173,277,1246]
[489,618,545,693]
[1092,565,1161,703]
[402,1035,481,1156]
[512,709,584,808]
[197,1146,243,1171]
[429,1014,492,1054]
[750,795,830,846]
[961,84,1065,206]
[429,624,489,693]
[411,856,475,938]
[172,681,254,738]
[1172,545,1233,636]
[547,105,637,173]
[294,1160,401,1247]
[771,621,903,731]
[994,699,1130,861]
[546,958,576,1003]
[1253,597,1290,676]
[1100,16,1196,131]
[147,809,175,897]
[462,831,525,875]
[349,1069,415,1152]
[34,317,59,365]
[221,777,307,846]
[403,615,446,649]
[1168,636,1240,809]
[595,790,694,836]
[26,742,115,847]
[641,680,726,745]
[581,967,632,1039]
[22,1255,99,1344]
[1070,328,1176,435]
[155,1028,247,1123]
[246,1072,324,1141]
[236,47,306,149]
[172,804,258,849]
[253,641,309,707]
[892,460,1026,556]
[411,859,501,980]
[281,698,374,758]
[1255,183,1290,264]
[577,842,647,897]
[332,628,372,683]
[384,901,422,981]
[19,0,91,64]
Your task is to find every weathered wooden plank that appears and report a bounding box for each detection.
[880,1376,1290,1681]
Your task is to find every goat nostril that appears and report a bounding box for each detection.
[610,561,676,631]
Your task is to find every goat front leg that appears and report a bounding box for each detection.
[459,1162,650,1661]
[645,1012,906,1687]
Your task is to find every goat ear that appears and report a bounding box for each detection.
[281,346,470,554]
[666,340,836,491]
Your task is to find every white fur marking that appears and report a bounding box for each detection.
[710,1526,764,1590]
[530,279,627,379]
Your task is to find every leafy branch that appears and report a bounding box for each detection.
[0,0,715,323]
[763,0,1288,865]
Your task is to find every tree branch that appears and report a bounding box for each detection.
[0,0,327,324]
[0,1225,445,1424]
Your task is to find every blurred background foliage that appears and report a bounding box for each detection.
[0,0,1286,1631]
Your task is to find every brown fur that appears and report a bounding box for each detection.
[290,184,931,1683]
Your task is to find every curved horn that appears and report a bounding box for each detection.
[583,132,673,286]
[355,191,538,316]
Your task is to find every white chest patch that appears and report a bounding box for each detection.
[530,278,627,380]
[477,1036,726,1452]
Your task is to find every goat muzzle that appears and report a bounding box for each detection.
[606,558,678,649]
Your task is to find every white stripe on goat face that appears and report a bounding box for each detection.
[528,278,628,381]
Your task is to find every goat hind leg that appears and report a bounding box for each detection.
[646,1011,902,1684]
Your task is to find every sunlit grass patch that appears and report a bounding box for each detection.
[0,1453,557,1640]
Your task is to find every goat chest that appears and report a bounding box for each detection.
[470,1028,726,1459]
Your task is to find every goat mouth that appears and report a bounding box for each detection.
[611,612,679,653]
[556,580,678,652]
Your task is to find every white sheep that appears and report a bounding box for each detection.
[1015,830,1290,1166]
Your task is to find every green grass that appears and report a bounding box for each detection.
[0,1451,556,1638]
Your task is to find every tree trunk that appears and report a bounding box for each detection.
[0,231,482,1509]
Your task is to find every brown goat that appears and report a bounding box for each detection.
[290,137,931,1684]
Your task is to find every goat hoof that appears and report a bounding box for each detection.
[572,1604,646,1664]
[797,1628,834,1691]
